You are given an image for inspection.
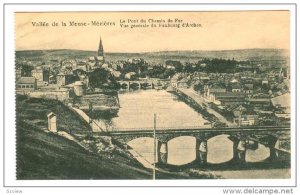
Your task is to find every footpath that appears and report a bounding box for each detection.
[70,107,107,131]
[176,88,236,127]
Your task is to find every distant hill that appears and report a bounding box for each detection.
[16,48,289,64]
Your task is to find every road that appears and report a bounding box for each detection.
[177,88,236,127]
[71,107,107,131]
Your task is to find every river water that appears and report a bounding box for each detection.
[97,89,290,179]
[110,89,209,130]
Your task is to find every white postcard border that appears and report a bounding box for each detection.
[3,3,297,187]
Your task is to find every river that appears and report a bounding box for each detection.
[96,89,290,179]
[110,89,209,130]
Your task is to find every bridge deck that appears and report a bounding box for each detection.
[92,126,290,135]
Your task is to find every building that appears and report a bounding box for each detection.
[244,83,254,94]
[16,67,23,80]
[75,61,88,71]
[211,92,246,106]
[271,93,290,114]
[47,112,57,132]
[206,84,226,98]
[56,73,75,86]
[199,76,210,83]
[16,77,37,90]
[31,67,44,82]
[231,82,242,93]
[231,105,258,126]
[73,81,85,96]
[262,80,269,86]
[170,74,181,87]
[247,98,271,106]
[124,72,137,80]
[31,66,50,88]
[111,70,121,79]
[177,77,189,88]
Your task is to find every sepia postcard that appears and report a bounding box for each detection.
[14,10,292,179]
[2,2,298,192]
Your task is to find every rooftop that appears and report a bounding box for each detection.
[271,93,290,108]
[214,92,245,98]
[17,77,36,84]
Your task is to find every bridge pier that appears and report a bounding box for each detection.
[235,139,246,163]
[158,141,168,164]
[229,136,246,162]
[266,136,279,162]
[195,138,207,164]
[104,126,289,167]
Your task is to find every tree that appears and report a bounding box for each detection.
[88,68,119,90]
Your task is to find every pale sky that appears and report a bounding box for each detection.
[15,11,290,52]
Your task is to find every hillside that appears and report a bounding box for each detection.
[16,95,155,179]
[16,48,289,64]
[16,120,154,179]
[16,95,213,179]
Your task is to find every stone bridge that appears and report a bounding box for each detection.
[92,126,290,165]
[118,79,170,90]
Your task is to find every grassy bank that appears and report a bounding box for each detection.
[16,120,155,179]
[16,95,92,133]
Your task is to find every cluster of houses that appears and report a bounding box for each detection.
[16,37,114,99]
[171,70,290,126]
[15,36,290,127]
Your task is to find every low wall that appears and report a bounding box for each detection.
[16,90,69,101]
[76,93,120,108]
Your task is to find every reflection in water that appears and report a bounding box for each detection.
[168,136,196,165]
[127,136,271,166]
[246,144,269,162]
[207,135,233,164]
[109,90,208,130]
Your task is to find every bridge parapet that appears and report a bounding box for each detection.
[93,126,290,147]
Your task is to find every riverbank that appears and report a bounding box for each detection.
[74,92,120,119]
[169,89,220,127]
[172,87,236,127]
[71,107,108,131]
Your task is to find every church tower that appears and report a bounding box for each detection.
[95,36,105,66]
[98,37,104,57]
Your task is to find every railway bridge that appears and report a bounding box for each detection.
[91,126,290,165]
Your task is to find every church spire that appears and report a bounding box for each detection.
[98,36,104,57]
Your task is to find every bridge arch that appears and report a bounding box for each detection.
[245,142,270,163]
[119,82,130,90]
[207,134,235,164]
[167,136,197,165]
[101,125,289,167]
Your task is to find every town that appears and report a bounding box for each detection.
[15,36,290,129]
